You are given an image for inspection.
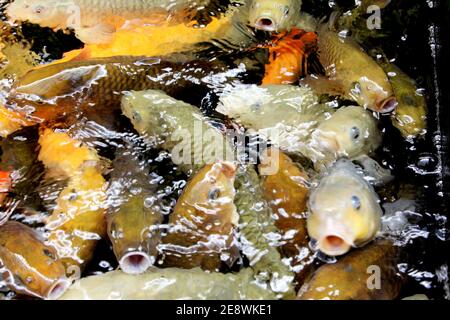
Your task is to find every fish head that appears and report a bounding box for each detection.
[248,0,302,32]
[121,90,183,138]
[217,85,272,127]
[217,84,314,130]
[349,77,397,113]
[307,161,382,256]
[6,0,69,29]
[311,106,382,160]
[392,89,427,137]
[180,161,238,227]
[107,195,160,275]
[383,64,427,137]
[0,222,69,299]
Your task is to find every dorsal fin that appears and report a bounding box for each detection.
[15,64,107,99]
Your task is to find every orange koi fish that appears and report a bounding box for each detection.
[0,171,12,205]
[262,28,318,85]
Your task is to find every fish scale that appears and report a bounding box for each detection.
[0,221,67,299]
[313,24,394,112]
[162,162,239,272]
[107,147,163,274]
[8,56,228,129]
[121,90,236,174]
[6,0,212,44]
[297,240,403,300]
[75,0,203,19]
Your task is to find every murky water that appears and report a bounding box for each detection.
[0,0,448,300]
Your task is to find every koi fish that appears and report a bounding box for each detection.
[7,56,234,132]
[0,221,69,299]
[161,161,239,271]
[121,89,236,174]
[307,160,382,256]
[259,148,309,256]
[297,240,403,300]
[235,164,296,299]
[107,148,163,274]
[0,171,12,205]
[259,148,314,285]
[38,129,107,273]
[218,85,381,165]
[6,0,214,44]
[378,60,427,139]
[262,28,318,85]
[304,24,396,113]
[247,0,317,32]
[59,268,276,300]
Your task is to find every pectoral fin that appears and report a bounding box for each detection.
[75,23,116,45]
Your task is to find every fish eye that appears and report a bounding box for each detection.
[350,81,362,96]
[250,102,262,111]
[43,248,55,260]
[208,188,221,200]
[350,126,360,140]
[351,195,361,210]
[33,5,45,14]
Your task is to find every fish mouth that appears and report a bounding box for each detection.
[46,278,71,300]
[254,17,277,31]
[319,137,340,154]
[378,97,398,113]
[120,252,154,274]
[220,161,237,179]
[318,234,353,256]
[311,131,341,156]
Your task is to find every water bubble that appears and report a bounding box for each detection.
[338,30,350,39]
[99,261,111,269]
[144,197,155,208]
[417,154,438,170]
[408,153,439,175]
[316,251,337,264]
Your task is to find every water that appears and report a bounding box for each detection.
[0,0,448,300]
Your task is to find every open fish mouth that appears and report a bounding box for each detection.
[310,130,341,157]
[120,252,155,275]
[318,234,353,256]
[46,278,71,300]
[379,97,398,113]
[254,17,277,31]
[313,219,356,257]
